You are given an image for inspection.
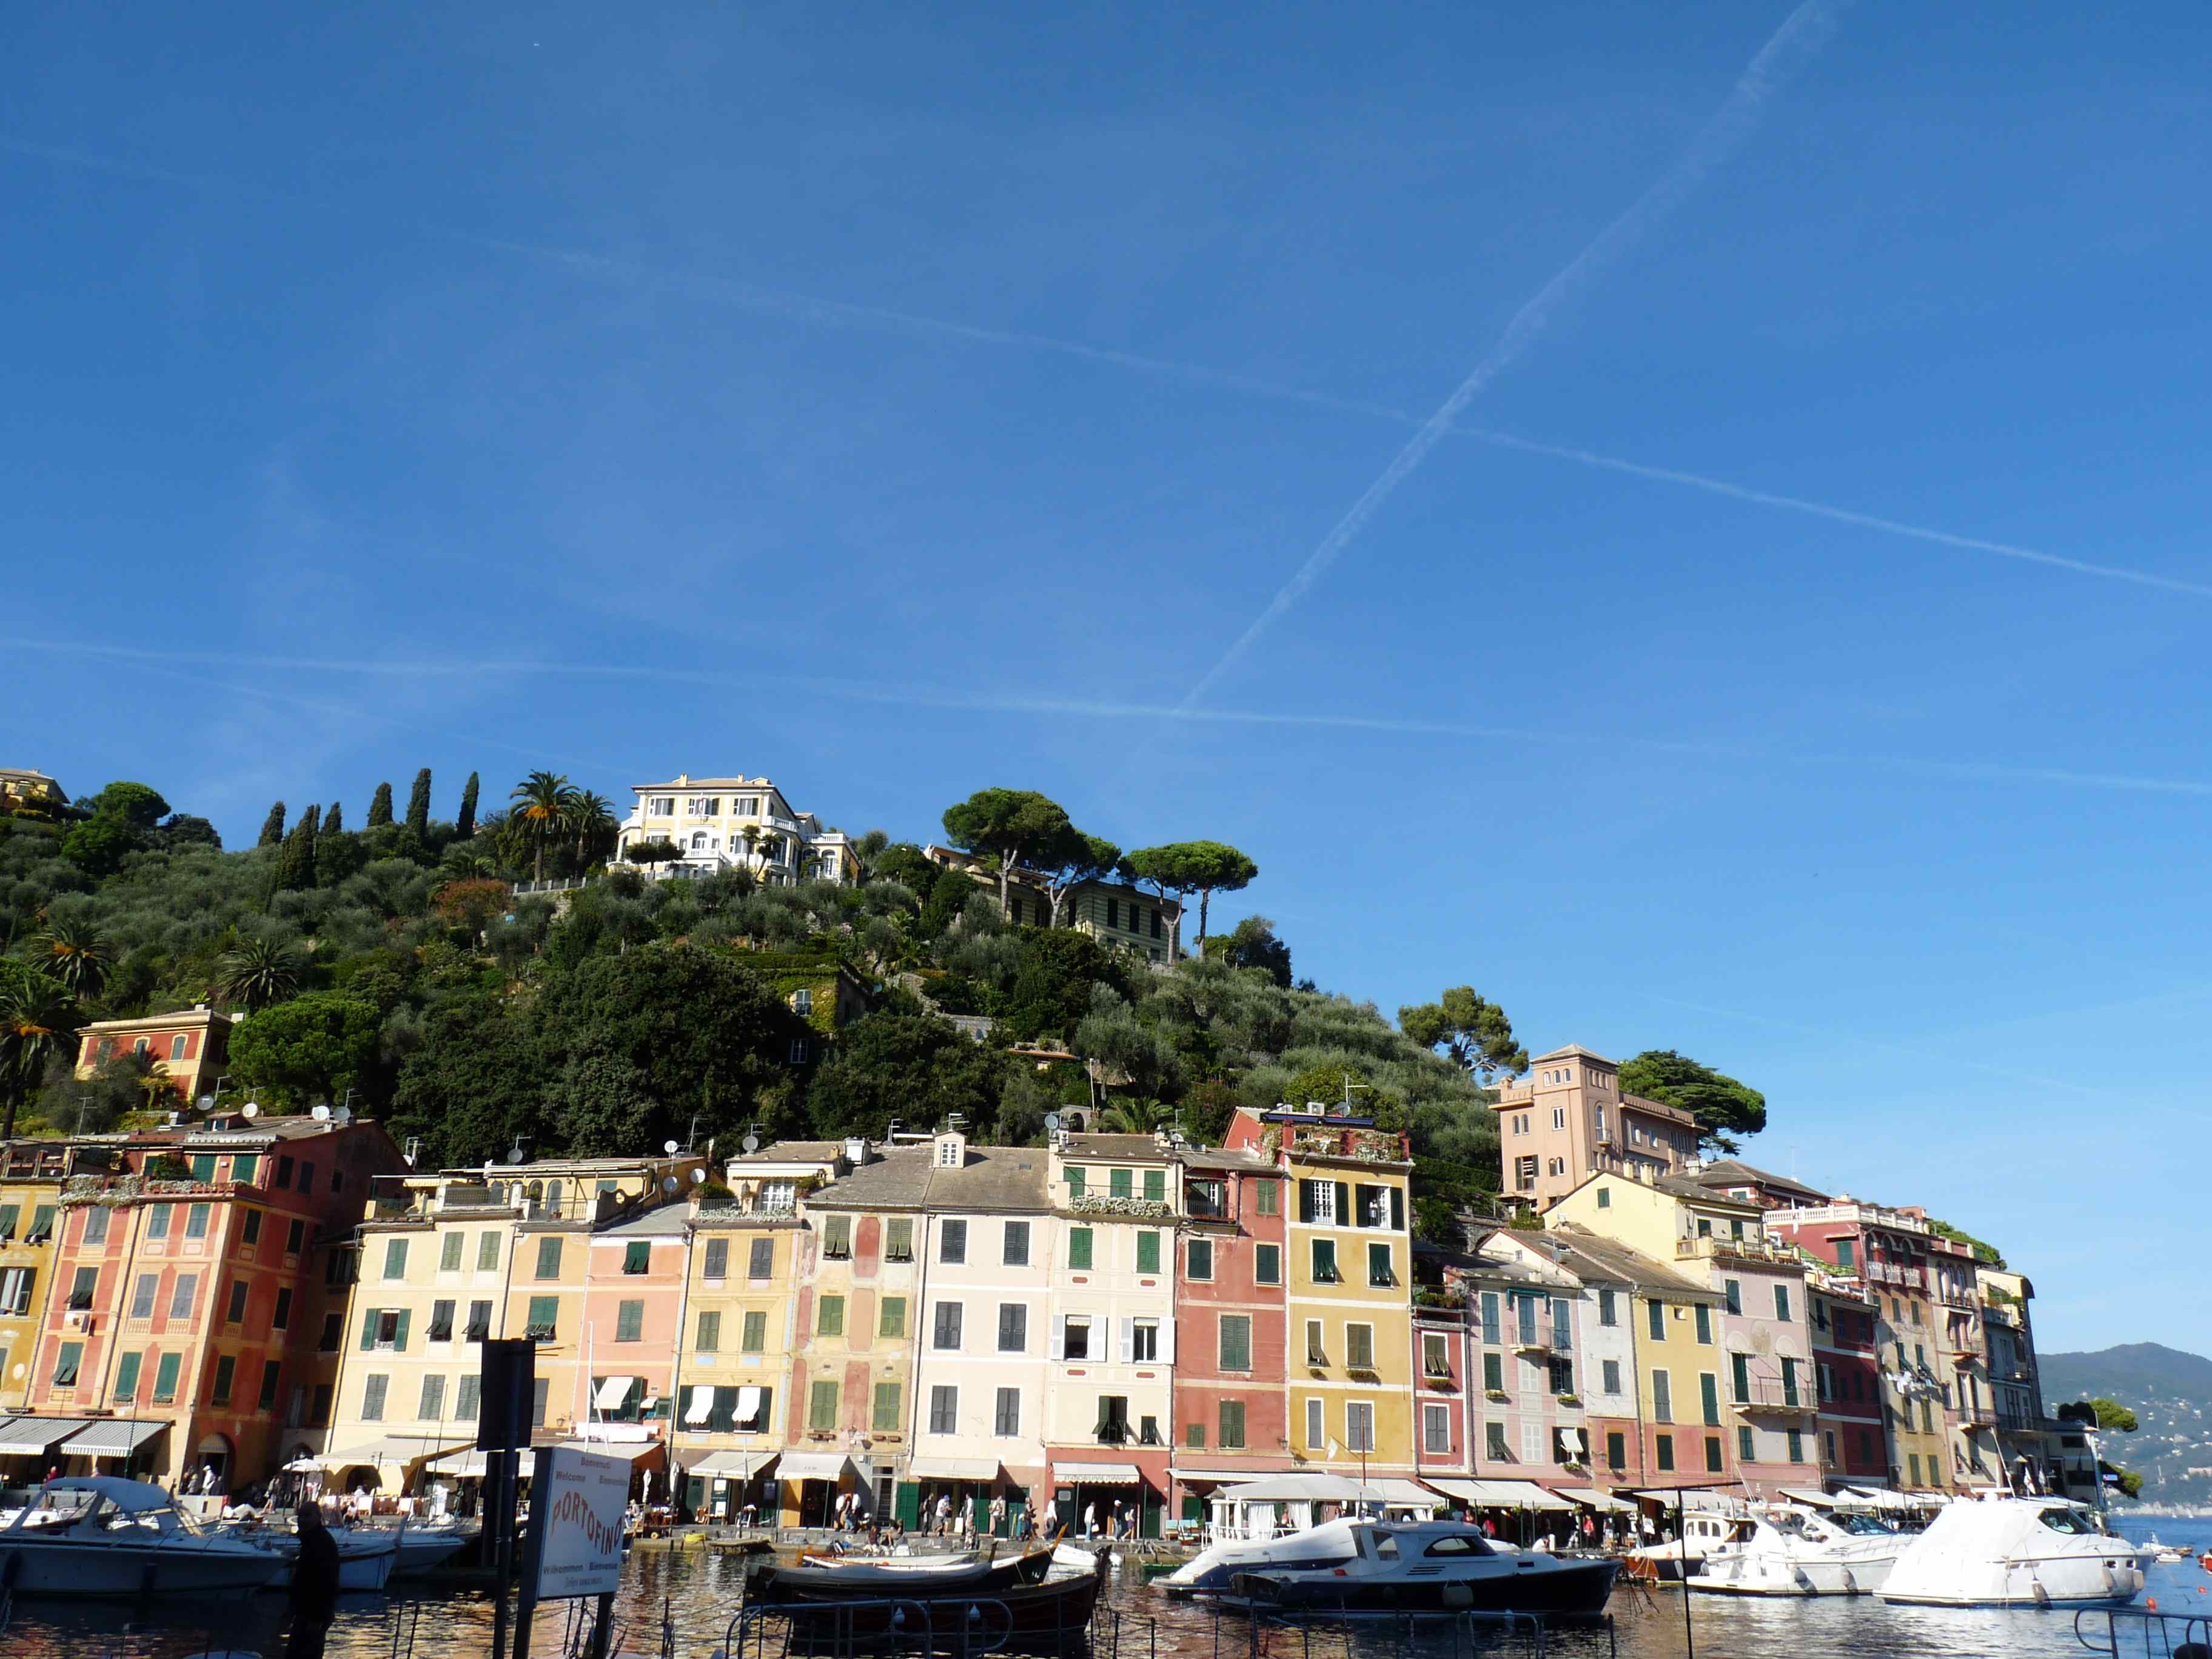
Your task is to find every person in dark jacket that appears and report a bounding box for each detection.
[287,1500,343,1659]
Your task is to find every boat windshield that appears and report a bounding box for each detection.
[1833,1514,1895,1536]
[1362,1532,1400,1560]
[2037,1507,2101,1537]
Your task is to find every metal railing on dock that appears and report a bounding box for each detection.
[1208,1602,1614,1659]
[2076,1606,2212,1659]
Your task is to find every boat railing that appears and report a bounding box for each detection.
[2074,1606,2212,1658]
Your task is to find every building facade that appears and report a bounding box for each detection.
[1809,1279,1889,1487]
[75,1006,237,1103]
[922,847,1184,965]
[614,774,857,885]
[1489,1047,1701,1210]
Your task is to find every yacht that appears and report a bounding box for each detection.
[1880,1497,2147,1607]
[1691,1504,1902,1596]
[233,1520,403,1590]
[0,1478,286,1597]
[1160,1517,1617,1614]
[1627,1510,1744,1581]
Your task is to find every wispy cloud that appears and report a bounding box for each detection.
[0,132,220,189]
[1180,0,1854,707]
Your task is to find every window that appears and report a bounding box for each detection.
[703,1238,728,1280]
[1311,1239,1339,1282]
[873,1382,902,1432]
[1723,1279,1741,1315]
[1601,1358,1622,1398]
[438,1232,463,1273]
[272,1286,293,1332]
[1305,1397,1324,1449]
[182,1202,211,1240]
[360,1372,388,1422]
[1695,1304,1714,1344]
[1346,1323,1375,1369]
[815,1294,845,1338]
[1647,1299,1666,1341]
[449,1374,479,1422]
[997,1303,1027,1353]
[1781,1356,1800,1406]
[1705,1436,1724,1473]
[1300,1179,1338,1224]
[1002,1221,1030,1267]
[1136,1230,1161,1273]
[1220,1400,1247,1449]
[994,1387,1021,1436]
[939,1220,967,1264]
[1221,1318,1256,1371]
[50,1341,83,1387]
[526,1296,557,1339]
[478,1230,501,1272]
[1186,1238,1213,1281]
[223,1278,247,1323]
[466,1299,492,1340]
[1095,1395,1130,1443]
[886,1217,914,1261]
[615,1299,645,1342]
[1700,1373,1720,1426]
[696,1311,722,1353]
[620,1239,651,1276]
[146,1205,172,1241]
[1835,1238,1855,1270]
[411,1372,446,1422]
[1062,1315,1093,1361]
[933,1302,964,1351]
[1604,1430,1627,1470]
[1483,1351,1504,1393]
[1254,1179,1279,1216]
[534,1238,562,1279]
[1786,1429,1804,1463]
[1141,1168,1165,1203]
[1367,1242,1394,1287]
[1256,1238,1292,1292]
[1484,1419,1510,1461]
[1515,1294,1539,1346]
[1774,1284,1792,1322]
[318,1312,343,1353]
[749,1238,774,1279]
[1651,1370,1673,1423]
[808,1379,838,1432]
[1344,1401,1375,1453]
[1548,1355,1575,1395]
[532,1378,550,1427]
[169,1273,198,1319]
[1738,1425,1755,1461]
[1656,1433,1675,1472]
[113,1350,144,1402]
[929,1386,957,1435]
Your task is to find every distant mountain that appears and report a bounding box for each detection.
[2040,1343,2212,1503]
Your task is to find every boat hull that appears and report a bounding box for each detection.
[0,1537,284,1597]
[771,1560,1107,1655]
[756,1549,1052,1602]
[1232,1556,1619,1616]
[1693,1551,1896,1596]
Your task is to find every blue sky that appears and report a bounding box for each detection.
[8,2,2211,1356]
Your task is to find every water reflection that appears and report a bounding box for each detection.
[6,1517,2205,1659]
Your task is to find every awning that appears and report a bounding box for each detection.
[683,1387,715,1426]
[1363,1479,1446,1508]
[0,1417,90,1453]
[686,1450,777,1480]
[778,1452,858,1483]
[1557,1427,1587,1457]
[1424,1478,1572,1511]
[1054,1463,1141,1484]
[1778,1486,1839,1506]
[1627,1488,1741,1512]
[60,1419,166,1459]
[557,1438,665,1466]
[594,1376,635,1410]
[427,1450,492,1478]
[1171,1467,1292,1485]
[1216,1473,1370,1502]
[329,1436,473,1469]
[1844,1485,1917,1512]
[1550,1486,1634,1513]
[908,1455,1002,1480]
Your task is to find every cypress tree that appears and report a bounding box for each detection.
[323,800,344,837]
[256,801,287,847]
[455,772,480,840]
[406,768,432,839]
[279,804,321,890]
[367,783,394,827]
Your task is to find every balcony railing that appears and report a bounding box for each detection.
[1732,1380,1820,1416]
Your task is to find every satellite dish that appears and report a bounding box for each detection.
[310,1105,331,1122]
[332,1105,352,1125]
[1044,1113,1061,1132]
[242,1102,260,1119]
[661,1176,679,1193]
[741,1134,759,1154]
[663,1140,679,1156]
[689,1168,705,1184]
[196,1094,216,1112]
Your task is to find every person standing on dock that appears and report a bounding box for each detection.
[286,1501,342,1659]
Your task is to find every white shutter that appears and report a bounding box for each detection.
[1158,1310,1175,1363]
[1119,1318,1134,1364]
[1050,1316,1065,1361]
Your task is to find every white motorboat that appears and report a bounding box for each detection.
[2142,1534,2188,1565]
[1691,1504,1902,1596]
[389,1520,475,1576]
[1880,1497,2147,1607]
[1627,1511,1745,1582]
[1159,1517,1617,1614]
[230,1520,402,1590]
[0,1478,286,1597]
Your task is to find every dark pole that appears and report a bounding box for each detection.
[1676,1489,1694,1659]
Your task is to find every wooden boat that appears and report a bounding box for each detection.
[762,1547,1108,1655]
[753,1544,1053,1601]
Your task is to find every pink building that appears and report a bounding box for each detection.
[1490,1047,1701,1210]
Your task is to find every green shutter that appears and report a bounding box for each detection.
[360,1307,380,1351]
[153,1352,181,1401]
[441,1232,464,1272]
[1142,1169,1164,1202]
[1110,1168,1132,1199]
[1069,1228,1093,1269]
[392,1310,411,1352]
[818,1296,844,1337]
[809,1379,838,1430]
[880,1296,906,1338]
[873,1382,901,1431]
[1136,1231,1160,1273]
[113,1350,142,1401]
[1700,1373,1720,1426]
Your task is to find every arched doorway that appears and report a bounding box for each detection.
[192,1433,234,1493]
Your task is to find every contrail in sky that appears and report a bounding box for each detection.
[1179,0,1853,708]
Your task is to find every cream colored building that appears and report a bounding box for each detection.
[614,774,857,885]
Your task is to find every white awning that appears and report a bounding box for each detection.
[594,1376,635,1409]
[555,1439,664,1466]
[1844,1485,1917,1512]
[1557,1428,1587,1456]
[1424,1478,1573,1511]
[779,1452,858,1483]
[1778,1486,1839,1506]
[60,1419,166,1459]
[1170,1467,1289,1485]
[1364,1479,1446,1508]
[1054,1463,1141,1484]
[329,1436,473,1469]
[684,1387,715,1426]
[736,1386,764,1430]
[1627,1487,1741,1512]
[1216,1473,1370,1502]
[1551,1486,1634,1513]
[908,1455,1001,1480]
[0,1417,90,1453]
[686,1450,777,1479]
[427,1450,492,1478]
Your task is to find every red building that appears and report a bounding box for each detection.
[1811,1281,1888,1486]
[1170,1146,1291,1526]
[73,1007,236,1103]
[21,1111,407,1489]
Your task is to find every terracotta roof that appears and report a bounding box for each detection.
[1692,1159,1830,1204]
[1532,1224,1713,1296]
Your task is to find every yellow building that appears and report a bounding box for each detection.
[1224,1105,1415,1478]
[0,1141,71,1411]
[330,1153,697,1496]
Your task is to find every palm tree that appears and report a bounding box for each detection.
[30,917,113,999]
[0,973,79,1141]
[568,791,616,871]
[215,936,307,1013]
[510,771,577,883]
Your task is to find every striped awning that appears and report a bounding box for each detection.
[0,1417,91,1454]
[1549,1485,1634,1513]
[328,1436,472,1469]
[60,1419,166,1459]
[1054,1463,1141,1484]
[1424,1478,1573,1511]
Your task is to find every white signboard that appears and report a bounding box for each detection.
[530,1446,629,1600]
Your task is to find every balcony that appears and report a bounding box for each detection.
[1959,1401,1999,1429]
[1678,1233,1801,1269]
[1732,1381,1820,1418]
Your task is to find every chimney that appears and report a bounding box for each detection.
[843,1137,869,1167]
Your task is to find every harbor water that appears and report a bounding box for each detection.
[5,1515,2207,1659]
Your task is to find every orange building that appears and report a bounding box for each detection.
[74,1007,239,1104]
